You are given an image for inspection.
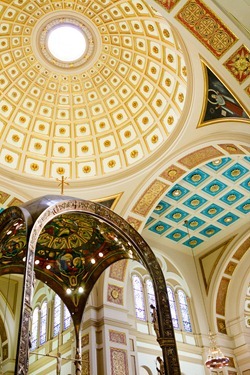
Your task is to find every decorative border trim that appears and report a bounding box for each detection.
[176,0,238,58]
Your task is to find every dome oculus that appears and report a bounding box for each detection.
[38,17,98,71]
[47,24,87,62]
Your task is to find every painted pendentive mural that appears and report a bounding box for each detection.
[204,68,249,122]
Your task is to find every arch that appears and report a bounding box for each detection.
[0,195,181,375]
[32,282,51,306]
[166,273,191,298]
[140,365,154,375]
[224,234,250,336]
[209,232,250,334]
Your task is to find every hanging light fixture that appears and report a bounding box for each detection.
[184,221,229,370]
[205,332,229,369]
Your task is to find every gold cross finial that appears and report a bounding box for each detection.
[56,176,69,195]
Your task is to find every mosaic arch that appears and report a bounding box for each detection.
[0,195,181,375]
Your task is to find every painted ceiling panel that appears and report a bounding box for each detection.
[0,0,188,180]
[145,155,250,249]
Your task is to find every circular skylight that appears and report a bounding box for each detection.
[47,24,87,62]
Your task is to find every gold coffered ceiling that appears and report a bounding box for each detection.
[0,0,187,180]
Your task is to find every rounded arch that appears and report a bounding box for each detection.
[87,272,105,308]
[140,365,154,375]
[155,253,168,275]
[0,195,181,375]
[33,280,53,306]
[32,288,47,307]
[166,273,191,298]
[208,230,250,334]
[26,197,177,331]
[225,248,250,337]
[151,248,192,298]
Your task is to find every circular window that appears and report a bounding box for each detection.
[47,24,87,62]
[35,16,101,72]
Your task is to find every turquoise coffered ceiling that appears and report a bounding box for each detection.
[145,155,250,249]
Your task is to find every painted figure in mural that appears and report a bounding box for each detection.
[156,356,165,375]
[150,304,160,339]
[208,89,246,117]
[57,251,84,276]
[204,68,249,121]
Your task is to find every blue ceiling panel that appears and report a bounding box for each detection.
[166,229,188,242]
[183,194,207,210]
[183,168,209,186]
[222,163,248,182]
[149,221,171,234]
[166,208,189,223]
[206,157,231,171]
[240,178,250,192]
[236,199,250,214]
[184,216,206,230]
[217,212,240,226]
[201,203,224,218]
[153,200,171,215]
[200,225,221,238]
[144,155,249,250]
[202,179,227,196]
[219,189,244,205]
[166,184,190,201]
[183,236,204,248]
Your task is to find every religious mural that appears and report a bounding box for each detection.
[35,213,134,290]
[204,68,249,122]
[0,218,26,263]
[0,210,136,293]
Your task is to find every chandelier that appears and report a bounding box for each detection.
[205,332,229,369]
[184,221,230,370]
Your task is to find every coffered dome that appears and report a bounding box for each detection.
[0,0,188,181]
